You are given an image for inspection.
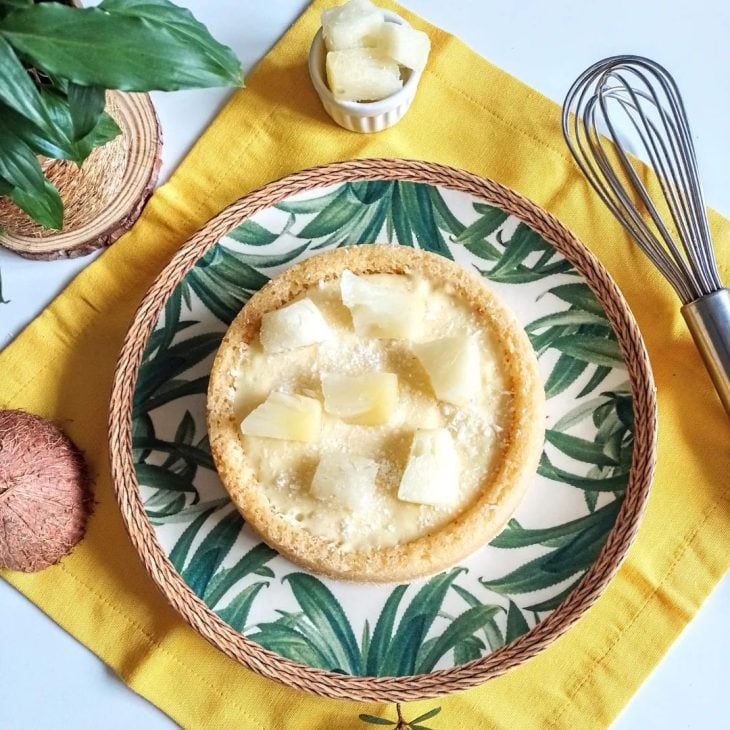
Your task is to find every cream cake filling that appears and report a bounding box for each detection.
[229,273,511,550]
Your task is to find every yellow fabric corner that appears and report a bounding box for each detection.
[1,1,728,727]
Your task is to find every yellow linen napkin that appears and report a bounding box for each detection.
[2,1,728,727]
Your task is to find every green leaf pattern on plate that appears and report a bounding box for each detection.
[132,181,633,675]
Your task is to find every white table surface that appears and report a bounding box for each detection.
[0,1,728,727]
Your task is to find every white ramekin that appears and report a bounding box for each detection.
[308,10,424,133]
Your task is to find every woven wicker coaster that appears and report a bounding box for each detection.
[109,160,656,702]
[0,91,161,261]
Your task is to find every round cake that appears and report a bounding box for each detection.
[207,245,545,582]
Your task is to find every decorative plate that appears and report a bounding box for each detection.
[110,160,656,702]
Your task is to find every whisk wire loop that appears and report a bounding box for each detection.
[562,55,723,305]
[563,55,730,418]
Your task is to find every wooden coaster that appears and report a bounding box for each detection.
[0,91,161,260]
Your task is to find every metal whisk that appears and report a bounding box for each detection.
[562,55,730,418]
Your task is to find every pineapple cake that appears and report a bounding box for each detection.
[207,245,545,582]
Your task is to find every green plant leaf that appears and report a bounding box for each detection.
[381,568,465,676]
[411,707,442,724]
[615,394,634,429]
[400,182,453,259]
[490,499,622,550]
[389,182,412,246]
[131,412,155,461]
[524,577,583,613]
[349,180,392,204]
[546,283,603,315]
[0,35,49,129]
[186,245,269,324]
[102,0,241,82]
[454,205,509,247]
[450,584,505,650]
[344,194,390,245]
[0,118,45,190]
[225,242,310,269]
[544,353,589,398]
[550,335,623,368]
[283,573,362,675]
[150,498,228,526]
[71,110,121,161]
[584,488,599,513]
[154,286,183,356]
[358,714,395,725]
[427,186,465,236]
[248,623,333,669]
[453,634,485,664]
[216,582,268,632]
[136,331,223,405]
[1,3,242,91]
[297,185,362,238]
[181,510,244,598]
[203,542,277,607]
[133,375,209,416]
[168,504,219,572]
[366,584,408,675]
[484,260,574,284]
[145,492,186,520]
[360,620,371,669]
[0,98,118,164]
[269,611,343,670]
[417,605,500,672]
[173,408,196,445]
[525,310,608,333]
[486,223,544,276]
[545,429,619,467]
[135,463,198,497]
[67,82,105,139]
[576,365,612,398]
[226,219,279,246]
[538,455,628,492]
[7,178,63,229]
[132,438,215,471]
[553,395,610,431]
[505,601,529,643]
[481,505,619,594]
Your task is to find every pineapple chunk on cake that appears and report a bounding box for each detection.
[326,48,402,102]
[374,22,430,70]
[241,392,321,442]
[413,333,481,406]
[321,371,398,425]
[398,428,459,506]
[321,0,384,51]
[259,298,331,354]
[340,270,424,338]
[311,452,379,511]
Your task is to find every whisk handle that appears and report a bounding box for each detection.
[681,289,730,420]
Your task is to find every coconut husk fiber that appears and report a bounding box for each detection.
[0,409,92,572]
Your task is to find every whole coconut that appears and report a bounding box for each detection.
[0,409,91,572]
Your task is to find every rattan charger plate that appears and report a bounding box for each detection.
[109,159,656,702]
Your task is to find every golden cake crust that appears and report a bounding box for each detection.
[207,245,545,582]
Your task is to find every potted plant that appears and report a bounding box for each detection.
[0,0,242,257]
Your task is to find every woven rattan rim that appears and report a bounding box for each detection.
[109,159,657,702]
